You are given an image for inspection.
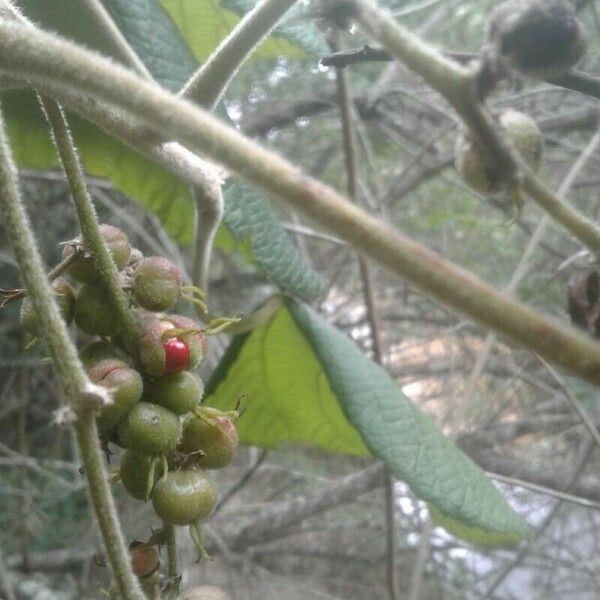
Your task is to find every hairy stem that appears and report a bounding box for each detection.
[40,98,140,355]
[162,522,181,599]
[179,0,298,110]
[3,22,600,384]
[75,411,146,600]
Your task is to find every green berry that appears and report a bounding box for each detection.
[88,360,143,437]
[79,340,129,369]
[144,372,204,415]
[118,402,182,456]
[20,278,75,336]
[181,415,238,470]
[133,256,182,312]
[74,282,119,337]
[151,469,217,525]
[455,109,543,194]
[63,224,131,282]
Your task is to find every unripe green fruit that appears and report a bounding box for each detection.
[151,469,217,525]
[63,224,131,282]
[181,415,238,469]
[144,372,204,415]
[119,450,157,500]
[118,402,182,456]
[79,340,129,369]
[88,360,143,437]
[138,314,208,377]
[455,109,543,194]
[133,256,183,312]
[74,282,119,337]
[20,278,75,336]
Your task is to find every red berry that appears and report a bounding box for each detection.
[163,338,190,375]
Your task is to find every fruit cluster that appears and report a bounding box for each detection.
[20,224,240,568]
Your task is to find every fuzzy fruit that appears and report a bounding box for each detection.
[118,402,182,456]
[151,469,217,525]
[79,340,129,369]
[74,282,119,337]
[144,371,204,415]
[133,256,183,312]
[119,450,160,500]
[20,278,75,336]
[455,109,543,194]
[63,224,131,282]
[88,359,143,437]
[138,314,208,377]
[181,415,238,470]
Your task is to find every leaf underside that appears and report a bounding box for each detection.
[205,298,529,545]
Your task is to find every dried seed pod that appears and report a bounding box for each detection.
[486,0,587,80]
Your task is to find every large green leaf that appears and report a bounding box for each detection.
[205,297,529,545]
[160,0,327,62]
[223,183,325,300]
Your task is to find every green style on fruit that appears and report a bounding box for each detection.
[455,109,543,194]
[63,224,131,282]
[119,450,161,501]
[144,371,204,415]
[151,468,217,525]
[118,402,182,456]
[20,278,75,336]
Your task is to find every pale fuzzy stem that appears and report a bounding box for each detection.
[3,22,600,385]
[179,0,299,111]
[75,411,146,600]
[40,98,140,355]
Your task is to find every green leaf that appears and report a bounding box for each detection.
[206,297,529,544]
[102,0,198,90]
[204,300,370,456]
[223,183,325,300]
[4,91,196,244]
[159,0,327,63]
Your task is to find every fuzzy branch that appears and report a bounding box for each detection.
[3,21,600,385]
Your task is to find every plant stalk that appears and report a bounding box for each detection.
[3,22,600,385]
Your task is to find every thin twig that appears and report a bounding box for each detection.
[0,548,16,600]
[5,21,600,385]
[162,522,181,599]
[333,41,400,600]
[0,249,81,308]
